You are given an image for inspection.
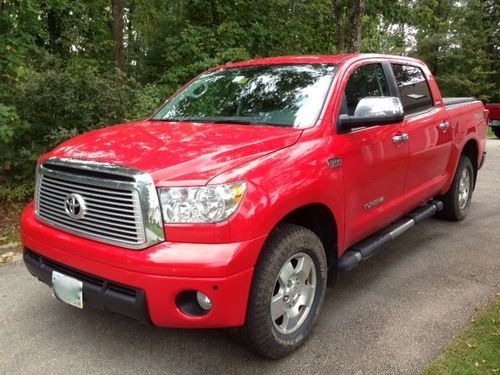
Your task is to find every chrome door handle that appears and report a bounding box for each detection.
[439,121,451,131]
[392,133,409,144]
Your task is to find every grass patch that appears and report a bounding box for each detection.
[425,294,500,375]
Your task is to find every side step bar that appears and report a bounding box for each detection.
[337,200,443,272]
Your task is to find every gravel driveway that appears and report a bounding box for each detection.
[1,139,499,375]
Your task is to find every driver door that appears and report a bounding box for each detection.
[336,63,409,247]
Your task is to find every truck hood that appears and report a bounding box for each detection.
[42,120,302,185]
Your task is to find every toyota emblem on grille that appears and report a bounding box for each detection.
[64,193,87,219]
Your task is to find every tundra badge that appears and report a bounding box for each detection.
[364,197,385,210]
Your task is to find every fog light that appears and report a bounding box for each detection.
[196,291,212,311]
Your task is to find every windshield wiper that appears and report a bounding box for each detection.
[209,119,255,125]
[152,117,213,123]
[153,117,256,125]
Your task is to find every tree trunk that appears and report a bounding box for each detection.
[334,0,345,53]
[347,0,365,53]
[290,0,297,15]
[112,0,125,71]
[47,8,63,55]
[210,0,220,25]
[127,4,135,65]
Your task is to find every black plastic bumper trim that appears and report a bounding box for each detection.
[23,248,151,325]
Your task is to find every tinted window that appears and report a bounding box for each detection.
[344,64,390,115]
[391,64,433,114]
[153,64,337,128]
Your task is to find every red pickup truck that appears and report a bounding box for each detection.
[21,54,488,358]
[486,102,500,138]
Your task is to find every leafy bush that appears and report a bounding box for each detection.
[0,181,34,203]
[125,84,169,121]
[0,104,26,145]
[0,104,30,180]
[15,64,136,137]
[1,64,138,186]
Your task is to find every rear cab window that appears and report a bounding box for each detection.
[391,64,433,115]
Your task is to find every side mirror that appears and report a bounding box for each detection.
[339,97,404,133]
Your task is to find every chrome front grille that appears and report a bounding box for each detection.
[35,158,165,249]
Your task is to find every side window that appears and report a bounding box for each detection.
[391,64,433,114]
[344,64,390,115]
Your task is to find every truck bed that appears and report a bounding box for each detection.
[443,97,478,107]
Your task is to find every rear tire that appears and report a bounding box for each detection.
[239,223,327,359]
[493,127,500,139]
[436,155,474,221]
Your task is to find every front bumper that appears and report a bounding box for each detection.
[21,203,266,328]
[24,248,151,325]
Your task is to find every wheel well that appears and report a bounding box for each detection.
[280,204,338,269]
[461,140,479,188]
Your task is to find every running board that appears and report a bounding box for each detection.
[337,200,443,272]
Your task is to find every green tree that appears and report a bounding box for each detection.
[0,0,498,197]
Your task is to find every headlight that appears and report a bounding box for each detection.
[158,181,246,223]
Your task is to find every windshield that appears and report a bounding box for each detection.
[152,64,337,128]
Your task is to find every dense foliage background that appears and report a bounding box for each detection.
[0,0,498,200]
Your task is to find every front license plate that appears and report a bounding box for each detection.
[52,271,83,309]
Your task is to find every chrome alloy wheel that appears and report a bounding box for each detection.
[271,252,317,334]
[458,168,471,210]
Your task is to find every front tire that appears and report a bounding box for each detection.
[436,155,474,221]
[239,224,327,359]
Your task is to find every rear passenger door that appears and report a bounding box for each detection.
[390,64,453,207]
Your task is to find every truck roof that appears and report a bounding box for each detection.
[214,54,426,70]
